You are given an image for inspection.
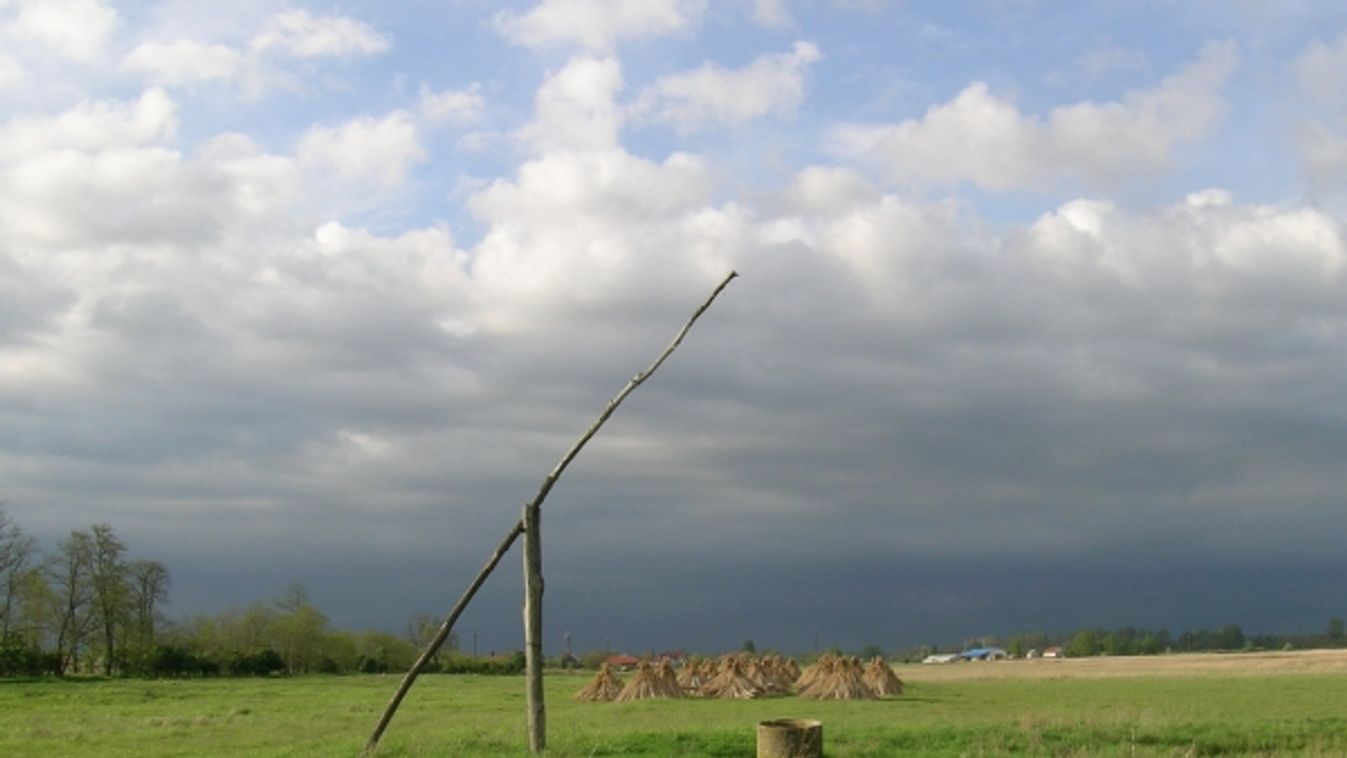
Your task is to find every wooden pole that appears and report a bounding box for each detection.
[522,502,545,752]
[363,522,523,755]
[363,270,738,754]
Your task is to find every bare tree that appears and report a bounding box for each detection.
[0,508,37,639]
[48,530,97,674]
[90,524,129,675]
[127,560,171,648]
[406,612,455,667]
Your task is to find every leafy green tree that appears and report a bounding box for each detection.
[1065,628,1099,658]
[354,631,418,673]
[578,649,608,669]
[1217,624,1245,650]
[857,644,885,660]
[319,630,360,673]
[272,583,330,674]
[741,639,756,653]
[13,569,55,652]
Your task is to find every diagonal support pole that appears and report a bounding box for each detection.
[364,270,738,755]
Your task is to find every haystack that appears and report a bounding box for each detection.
[574,663,624,702]
[862,656,904,697]
[699,657,763,699]
[797,656,876,700]
[614,660,680,702]
[746,656,791,695]
[676,656,707,691]
[654,659,683,697]
[757,655,797,693]
[793,653,836,693]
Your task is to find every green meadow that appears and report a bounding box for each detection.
[4,665,1347,757]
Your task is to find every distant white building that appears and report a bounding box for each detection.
[922,653,961,664]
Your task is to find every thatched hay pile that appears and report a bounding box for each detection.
[676,656,711,692]
[699,656,764,699]
[747,655,795,694]
[574,663,624,702]
[654,659,682,697]
[614,660,681,702]
[793,653,835,693]
[862,656,904,697]
[797,656,876,700]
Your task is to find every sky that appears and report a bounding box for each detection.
[2,0,1347,655]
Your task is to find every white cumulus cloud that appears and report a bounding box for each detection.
[747,0,793,27]
[830,42,1237,190]
[1291,31,1347,106]
[496,0,706,52]
[251,9,389,59]
[468,148,719,329]
[0,88,177,161]
[418,84,485,127]
[297,110,426,188]
[0,53,22,87]
[5,0,119,61]
[632,41,821,133]
[121,40,244,86]
[516,56,625,153]
[1293,121,1347,194]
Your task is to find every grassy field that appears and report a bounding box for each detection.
[3,650,1347,756]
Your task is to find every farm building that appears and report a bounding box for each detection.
[604,654,640,670]
[922,653,961,664]
[960,647,1009,661]
[1042,646,1063,659]
[659,650,688,665]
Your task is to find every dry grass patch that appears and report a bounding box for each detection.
[898,648,1347,682]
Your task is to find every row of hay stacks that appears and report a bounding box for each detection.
[796,654,904,699]
[575,653,902,702]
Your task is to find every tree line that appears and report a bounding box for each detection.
[1004,619,1347,659]
[0,509,525,678]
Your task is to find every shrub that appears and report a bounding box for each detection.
[0,633,51,677]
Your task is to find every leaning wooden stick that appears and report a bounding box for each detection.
[364,521,523,755]
[364,270,738,755]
